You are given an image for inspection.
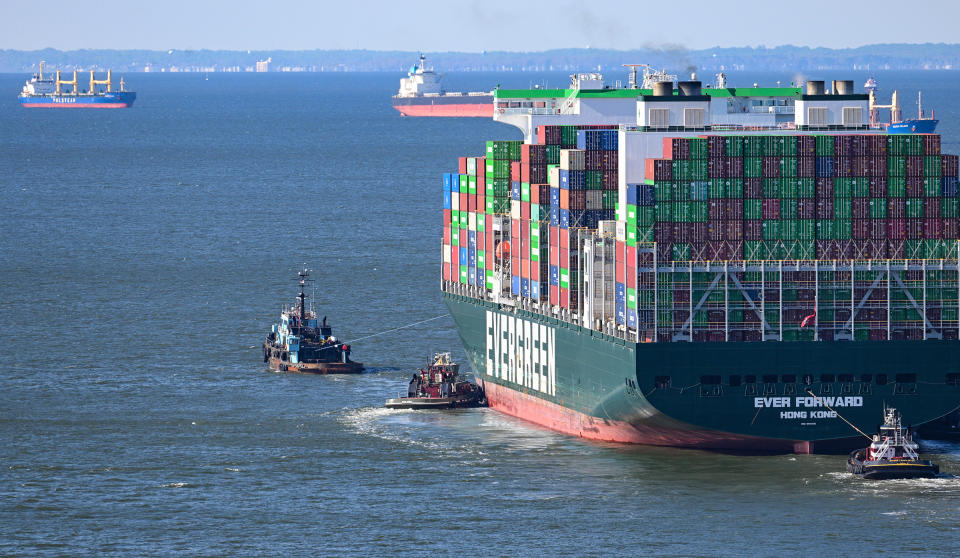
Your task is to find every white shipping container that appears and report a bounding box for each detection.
[549,167,561,188]
[560,149,585,171]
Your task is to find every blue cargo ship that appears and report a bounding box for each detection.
[19,63,135,108]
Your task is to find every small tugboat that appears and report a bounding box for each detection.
[262,267,363,374]
[385,353,485,409]
[847,407,940,480]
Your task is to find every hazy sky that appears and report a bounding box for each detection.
[4,0,959,51]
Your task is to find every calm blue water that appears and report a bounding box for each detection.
[2,71,960,556]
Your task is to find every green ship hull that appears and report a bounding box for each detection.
[445,292,960,453]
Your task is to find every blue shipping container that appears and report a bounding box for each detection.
[512,275,522,295]
[531,281,541,300]
[521,278,530,297]
[639,184,656,206]
[615,301,626,324]
[550,206,560,226]
[443,173,453,191]
[615,282,626,303]
[443,191,452,209]
[559,209,570,229]
[511,181,522,201]
[626,184,638,205]
[459,246,468,263]
[626,308,637,328]
[550,187,561,207]
[468,230,477,248]
[550,265,560,286]
[816,157,835,178]
[468,267,477,286]
[942,176,959,197]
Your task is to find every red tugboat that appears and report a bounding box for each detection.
[847,408,940,479]
[385,353,486,409]
[262,268,363,374]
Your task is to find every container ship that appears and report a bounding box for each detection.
[392,54,492,117]
[440,71,960,453]
[19,62,136,108]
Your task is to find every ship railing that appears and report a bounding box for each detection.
[750,105,795,114]
[499,107,559,116]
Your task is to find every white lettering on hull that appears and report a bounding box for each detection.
[486,310,556,396]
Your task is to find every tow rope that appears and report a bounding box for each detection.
[344,315,447,344]
[805,390,873,440]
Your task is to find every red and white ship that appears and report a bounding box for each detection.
[391,54,493,117]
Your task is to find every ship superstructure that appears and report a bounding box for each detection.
[392,54,493,117]
[19,62,136,108]
[440,70,960,453]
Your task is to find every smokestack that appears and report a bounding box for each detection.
[652,81,673,96]
[806,80,825,95]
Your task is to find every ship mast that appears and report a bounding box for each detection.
[297,267,310,322]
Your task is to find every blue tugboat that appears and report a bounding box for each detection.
[262,268,363,374]
[19,62,136,108]
[888,91,937,134]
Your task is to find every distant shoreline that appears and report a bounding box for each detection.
[2,44,960,73]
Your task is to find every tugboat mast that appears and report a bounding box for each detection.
[297,267,310,322]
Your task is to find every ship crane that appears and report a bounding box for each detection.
[622,64,678,89]
[55,69,78,95]
[89,69,113,93]
[868,89,902,126]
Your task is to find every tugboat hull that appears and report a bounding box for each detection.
[267,355,363,374]
[847,450,940,479]
[384,394,484,409]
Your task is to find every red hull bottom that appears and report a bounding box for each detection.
[392,104,493,117]
[20,103,132,108]
[481,380,822,454]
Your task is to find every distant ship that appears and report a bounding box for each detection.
[866,78,936,133]
[19,62,136,108]
[391,54,493,117]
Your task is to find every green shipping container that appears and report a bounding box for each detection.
[727,178,744,198]
[780,178,798,198]
[744,157,763,178]
[762,178,780,198]
[709,178,726,198]
[692,201,708,222]
[763,220,781,240]
[887,157,906,177]
[869,199,887,219]
[743,137,764,157]
[673,243,691,261]
[906,198,924,218]
[924,178,941,198]
[834,218,852,239]
[834,178,853,198]
[943,198,959,218]
[797,219,815,240]
[780,157,797,177]
[851,178,870,198]
[888,176,907,197]
[744,198,763,220]
[815,135,835,156]
[817,219,835,239]
[545,145,561,165]
[781,219,797,240]
[655,181,672,201]
[797,178,816,198]
[925,155,943,178]
[745,241,767,260]
[725,136,744,157]
[834,200,852,220]
[780,198,798,219]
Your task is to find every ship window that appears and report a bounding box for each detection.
[728,375,742,387]
[895,373,917,383]
[762,374,778,384]
[876,374,888,385]
[684,108,705,128]
[700,375,722,385]
[807,107,828,127]
[860,374,873,383]
[535,101,546,108]
[744,375,757,384]
[820,374,835,383]
[654,376,671,389]
[781,374,797,384]
[648,108,669,128]
[842,107,863,127]
[838,374,854,383]
[946,373,960,386]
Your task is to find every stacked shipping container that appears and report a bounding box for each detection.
[444,131,960,343]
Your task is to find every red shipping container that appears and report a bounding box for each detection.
[852,198,870,219]
[520,258,530,279]
[907,219,924,238]
[707,136,726,158]
[521,201,530,220]
[762,198,780,220]
[815,198,833,219]
[520,163,529,184]
[692,222,708,242]
[559,287,569,309]
[870,219,886,239]
[798,157,815,178]
[708,221,724,241]
[887,219,906,239]
[869,177,886,198]
[923,134,942,155]
[616,240,626,262]
[468,195,476,212]
[531,262,540,282]
[709,200,724,221]
[744,178,762,198]
[505,161,517,182]
[943,218,959,238]
[726,157,744,178]
[559,228,569,249]
[925,218,943,238]
[745,220,763,240]
[626,245,637,267]
[905,156,924,177]
[451,243,459,269]
[602,169,619,189]
[569,190,586,210]
[662,137,687,159]
[459,227,467,247]
[708,157,727,178]
[815,177,834,198]
[925,198,941,219]
[559,248,569,269]
[443,208,452,226]
[442,258,451,281]
[726,220,743,241]
[655,222,674,243]
[887,198,906,219]
[798,199,816,219]
[762,156,781,178]
[559,189,569,209]
[942,154,959,176]
[798,135,816,157]
[853,219,870,239]
[511,218,520,240]
[458,157,467,174]
[550,284,559,306]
